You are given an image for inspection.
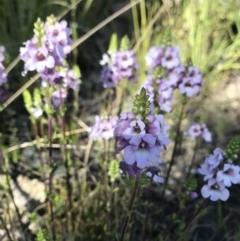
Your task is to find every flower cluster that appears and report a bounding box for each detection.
[99,48,138,88]
[49,67,80,109]
[89,116,118,140]
[0,46,7,86]
[20,16,81,110]
[141,45,203,112]
[184,123,212,142]
[114,88,170,182]
[20,16,72,81]
[198,147,240,201]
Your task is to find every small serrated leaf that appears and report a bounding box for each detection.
[108,159,120,182]
[23,89,33,114]
[33,88,42,107]
[73,64,81,78]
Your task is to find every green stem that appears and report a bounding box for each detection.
[131,0,140,41]
[185,140,198,180]
[119,179,139,241]
[47,115,56,241]
[46,85,56,241]
[162,101,185,198]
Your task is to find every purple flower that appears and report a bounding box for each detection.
[120,161,164,183]
[20,18,72,79]
[189,192,198,199]
[114,100,169,179]
[185,191,198,199]
[120,161,143,179]
[187,66,202,84]
[198,161,217,181]
[41,67,60,83]
[45,20,72,55]
[178,66,203,97]
[122,120,146,147]
[89,116,118,140]
[145,46,164,69]
[178,77,200,97]
[51,87,67,109]
[0,63,7,86]
[184,123,201,139]
[26,46,55,73]
[157,78,174,113]
[201,178,229,201]
[146,166,164,183]
[140,77,174,113]
[0,46,6,62]
[161,46,180,69]
[114,112,134,139]
[99,50,138,88]
[100,66,120,88]
[216,164,240,187]
[146,114,170,149]
[0,47,8,86]
[198,148,225,180]
[58,69,80,90]
[167,64,186,88]
[200,123,212,142]
[184,123,212,142]
[123,133,160,169]
[206,148,225,170]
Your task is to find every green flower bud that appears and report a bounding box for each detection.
[225,136,240,161]
[33,18,45,46]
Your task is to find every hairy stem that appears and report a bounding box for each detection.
[162,102,185,198]
[47,115,56,241]
[120,179,139,241]
[185,140,198,180]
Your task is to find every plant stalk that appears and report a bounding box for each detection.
[120,179,139,241]
[162,101,185,198]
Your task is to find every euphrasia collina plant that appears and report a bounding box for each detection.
[89,34,240,241]
[2,15,238,240]
[114,88,169,182]
[89,115,118,140]
[20,15,80,110]
[198,137,240,201]
[99,34,138,88]
[142,45,203,113]
[184,123,212,142]
[89,34,139,141]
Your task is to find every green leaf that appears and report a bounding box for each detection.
[35,229,50,241]
[33,88,42,107]
[73,64,81,78]
[108,159,120,182]
[23,89,33,114]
